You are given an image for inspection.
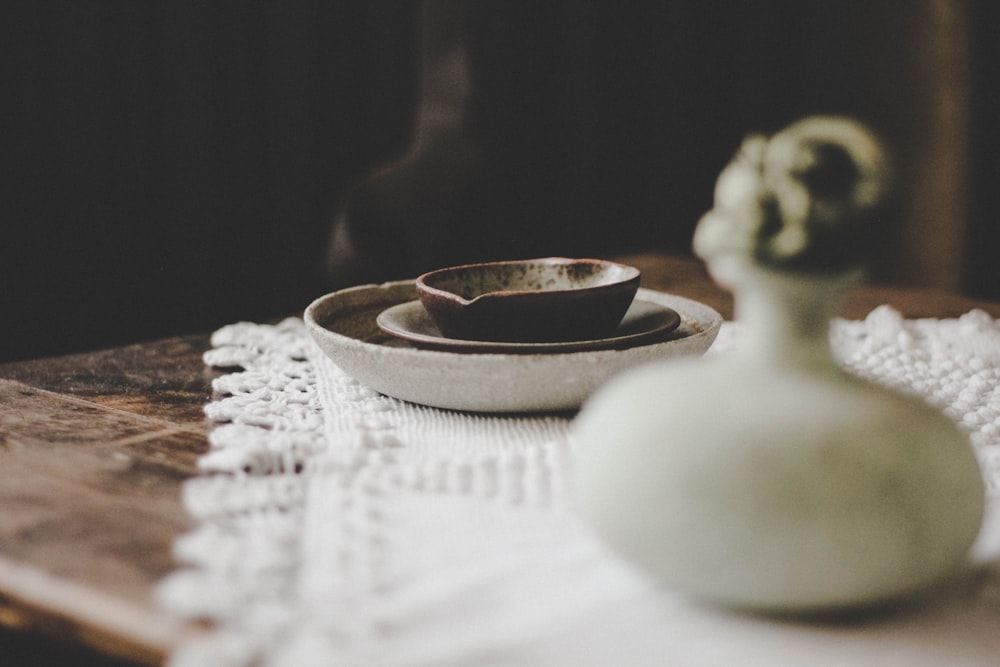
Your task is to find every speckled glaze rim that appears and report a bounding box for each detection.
[415,256,641,304]
[304,281,723,413]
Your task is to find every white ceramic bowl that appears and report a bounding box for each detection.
[304,280,722,413]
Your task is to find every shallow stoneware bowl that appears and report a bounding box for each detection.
[304,281,723,413]
[415,257,641,342]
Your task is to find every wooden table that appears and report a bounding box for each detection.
[2,254,998,665]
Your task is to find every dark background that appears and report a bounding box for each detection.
[2,0,998,363]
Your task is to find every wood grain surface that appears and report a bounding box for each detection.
[0,334,217,665]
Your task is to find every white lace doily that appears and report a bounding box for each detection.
[157,306,1000,667]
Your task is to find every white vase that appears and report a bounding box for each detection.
[572,257,985,613]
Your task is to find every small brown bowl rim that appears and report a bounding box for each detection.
[415,257,641,306]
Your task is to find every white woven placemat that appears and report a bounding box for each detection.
[157,306,1000,667]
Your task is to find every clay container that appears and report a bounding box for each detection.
[415,257,641,342]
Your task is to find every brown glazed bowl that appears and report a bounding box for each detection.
[415,257,641,343]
